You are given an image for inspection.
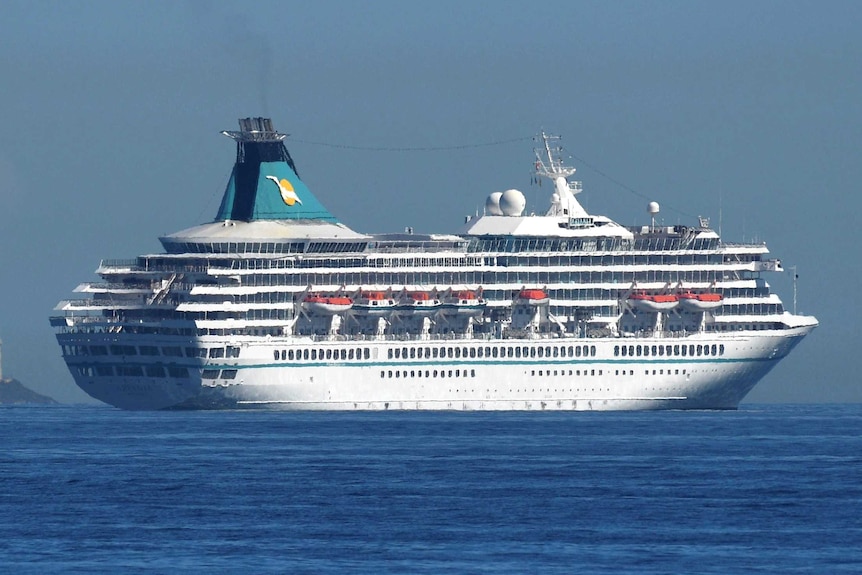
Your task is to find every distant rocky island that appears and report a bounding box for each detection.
[0,378,57,405]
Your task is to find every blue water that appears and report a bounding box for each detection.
[1,405,860,574]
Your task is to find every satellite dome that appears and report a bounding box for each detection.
[485,192,503,216]
[499,189,526,216]
[648,201,660,215]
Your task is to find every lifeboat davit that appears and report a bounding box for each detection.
[352,291,397,315]
[303,294,353,314]
[398,291,441,315]
[628,292,678,312]
[440,290,487,316]
[516,289,549,306]
[677,292,723,311]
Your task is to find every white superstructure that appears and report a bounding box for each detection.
[51,119,817,410]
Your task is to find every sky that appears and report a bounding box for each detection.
[0,0,859,404]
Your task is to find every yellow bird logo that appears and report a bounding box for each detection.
[266,175,303,206]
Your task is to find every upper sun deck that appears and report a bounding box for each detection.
[142,123,771,262]
[460,213,632,239]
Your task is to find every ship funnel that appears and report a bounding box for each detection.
[215,117,337,223]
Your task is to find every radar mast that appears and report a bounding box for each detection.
[534,132,590,220]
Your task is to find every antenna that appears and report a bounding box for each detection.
[790,265,798,315]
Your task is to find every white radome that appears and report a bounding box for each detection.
[485,191,503,216]
[499,189,526,216]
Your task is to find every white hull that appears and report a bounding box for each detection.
[51,120,819,411]
[61,325,814,411]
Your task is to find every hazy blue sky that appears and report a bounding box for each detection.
[1,0,859,404]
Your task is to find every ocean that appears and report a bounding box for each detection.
[1,404,859,574]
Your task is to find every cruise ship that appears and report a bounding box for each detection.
[51,118,818,410]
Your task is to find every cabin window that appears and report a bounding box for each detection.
[145,366,165,377]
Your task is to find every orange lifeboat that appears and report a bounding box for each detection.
[517,289,549,306]
[677,291,723,311]
[628,292,678,312]
[302,294,353,314]
[440,290,486,316]
[352,291,397,315]
[398,291,441,315]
